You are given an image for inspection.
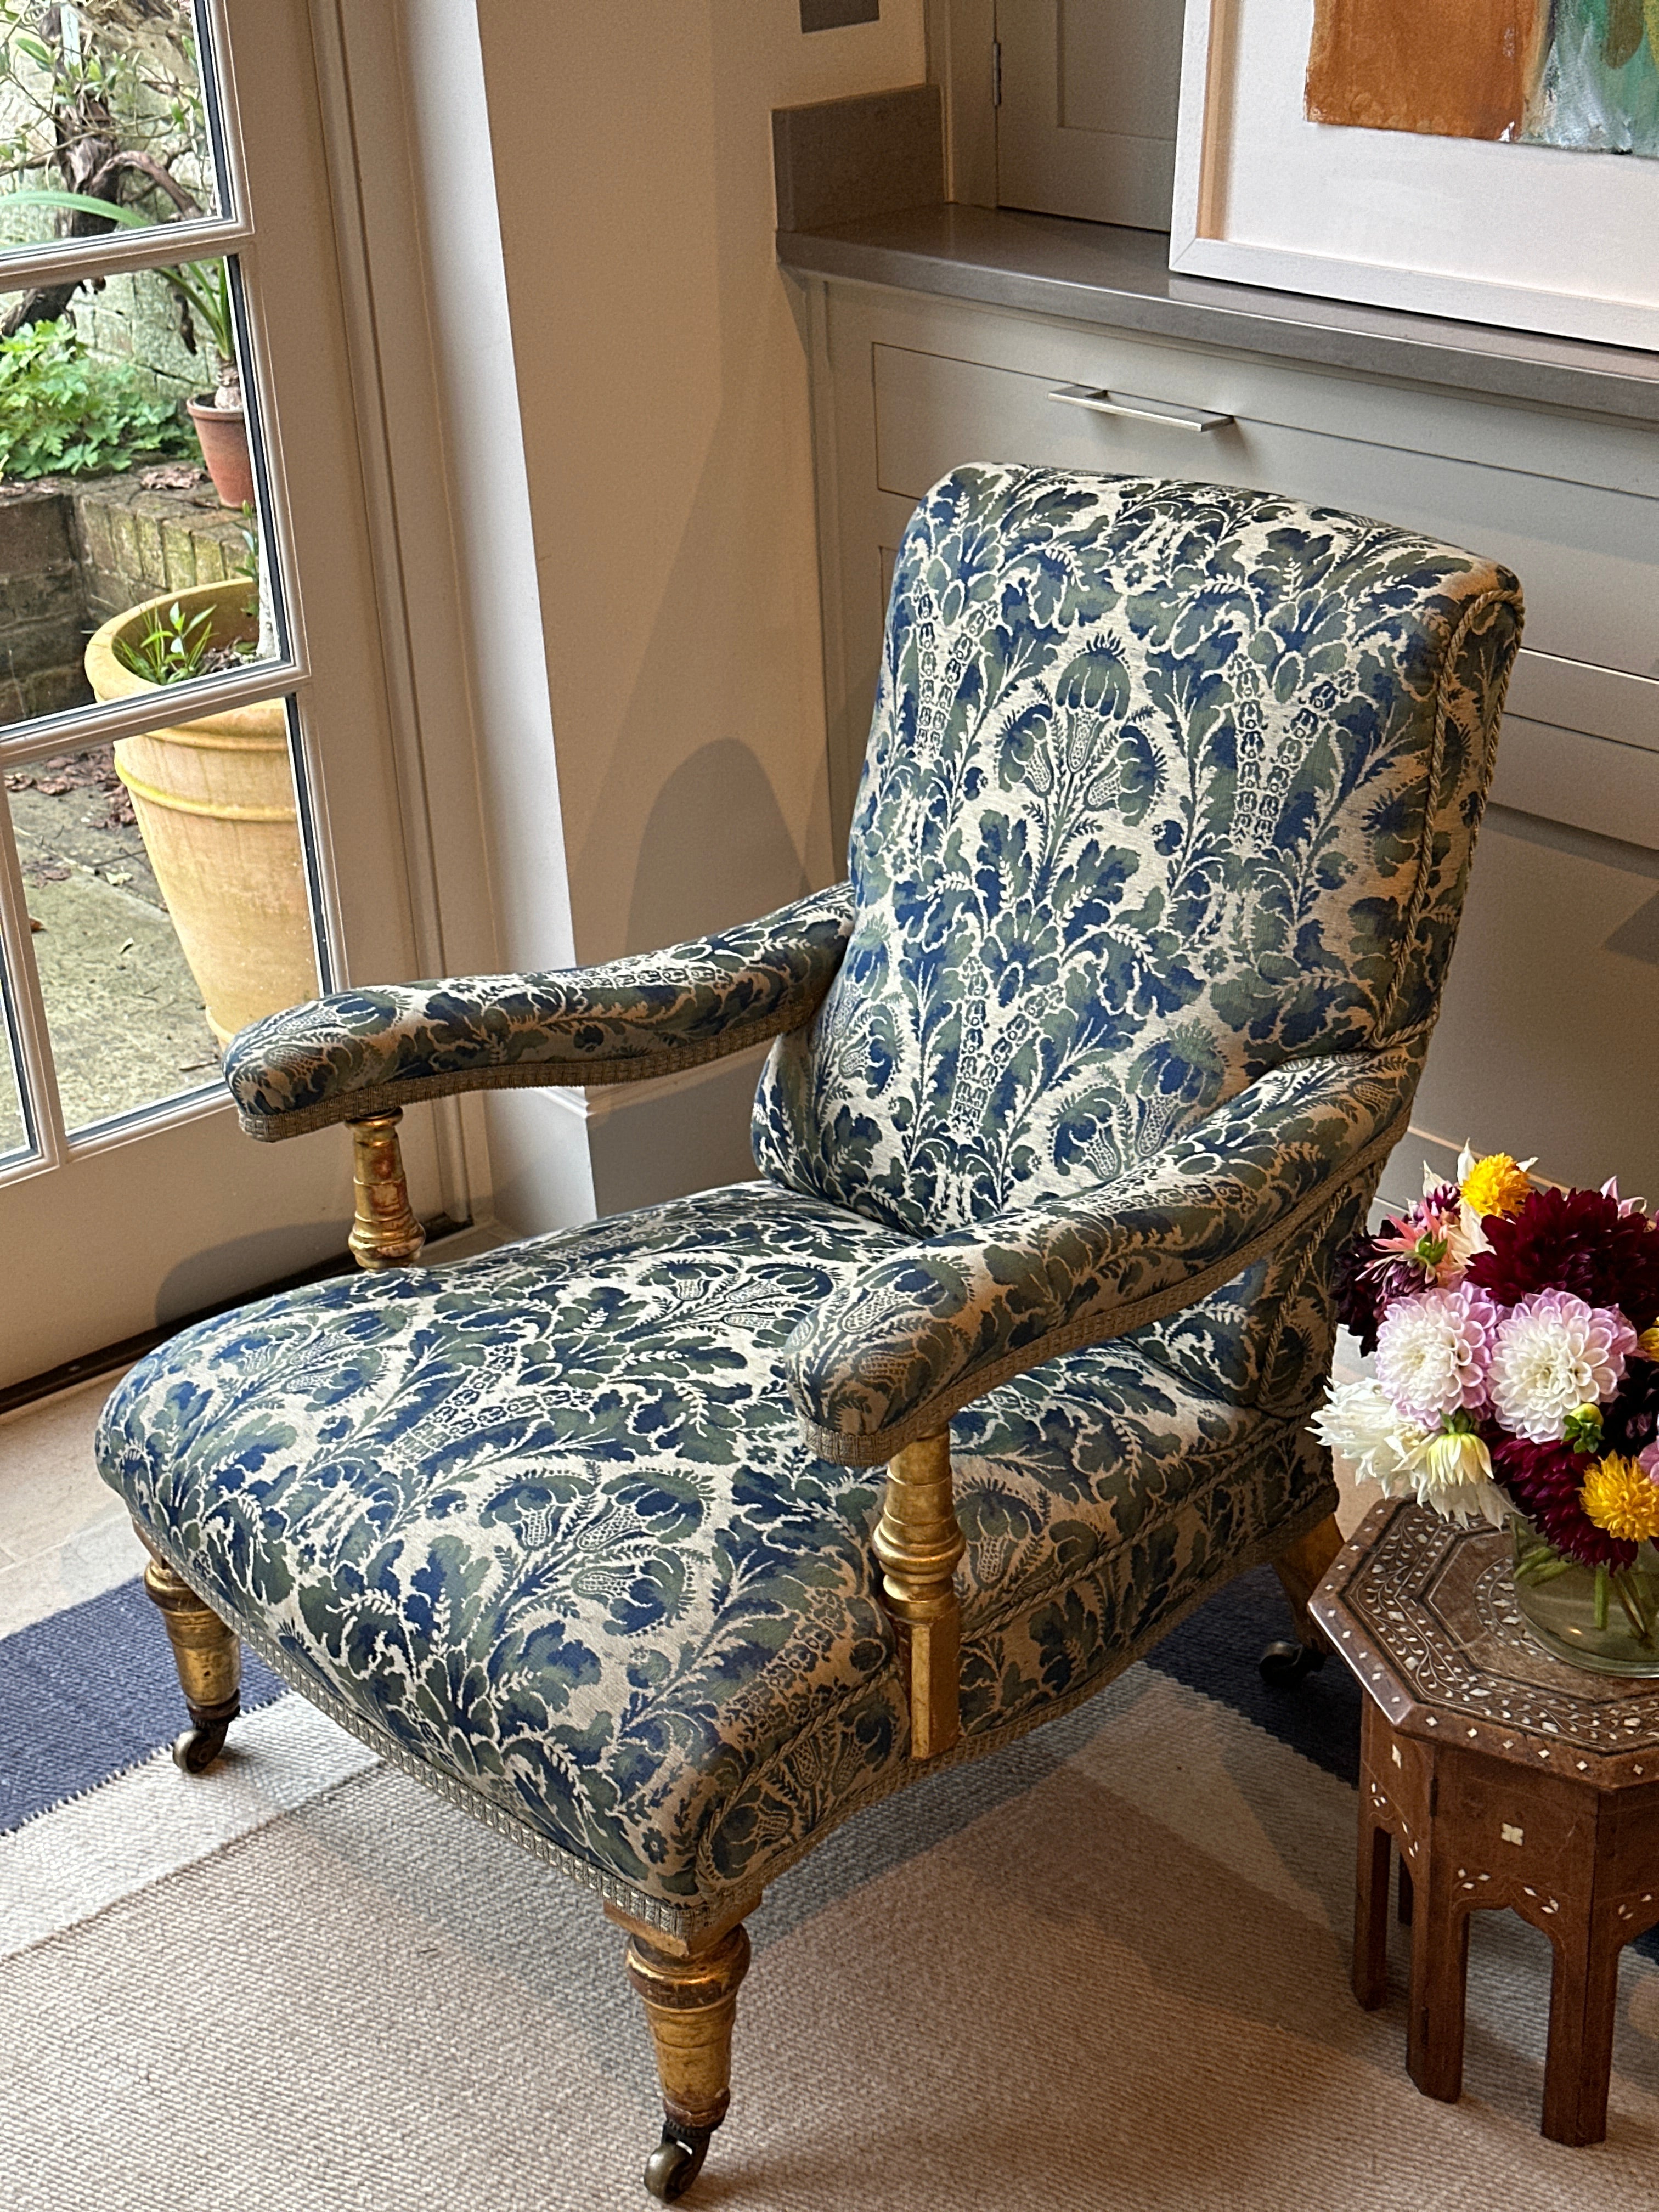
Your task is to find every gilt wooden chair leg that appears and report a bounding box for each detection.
[1261,1512,1345,1684]
[872,1429,965,1759]
[624,1923,752,2203]
[135,1528,241,1774]
[346,1109,425,1269]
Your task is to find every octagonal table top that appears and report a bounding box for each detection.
[1311,1499,1659,1790]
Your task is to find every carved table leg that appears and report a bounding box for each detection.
[136,1529,241,1774]
[1353,1706,1393,2010]
[624,1923,751,2202]
[1261,1512,1343,1685]
[1542,1906,1623,2146]
[1406,1857,1472,2106]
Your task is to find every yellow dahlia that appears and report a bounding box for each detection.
[1461,1152,1534,1221]
[1641,1327,1659,1359]
[1581,1454,1659,1546]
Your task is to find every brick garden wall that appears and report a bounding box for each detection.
[0,475,247,721]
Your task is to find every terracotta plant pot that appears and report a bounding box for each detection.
[84,580,315,1045]
[187,396,254,509]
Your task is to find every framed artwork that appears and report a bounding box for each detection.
[1170,0,1659,350]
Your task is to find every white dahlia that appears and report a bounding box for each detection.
[1401,1425,1509,1530]
[1312,1379,1425,1496]
[1487,1289,1640,1444]
[1374,1285,1502,1427]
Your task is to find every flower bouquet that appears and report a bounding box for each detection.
[1315,1149,1659,1674]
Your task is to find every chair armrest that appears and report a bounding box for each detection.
[786,1046,1417,1465]
[223,884,855,1139]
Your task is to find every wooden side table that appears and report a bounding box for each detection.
[1312,1500,1659,2146]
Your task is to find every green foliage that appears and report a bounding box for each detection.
[115,598,215,685]
[0,315,191,478]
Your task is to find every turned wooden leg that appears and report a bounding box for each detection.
[624,1924,751,2203]
[347,1110,425,1269]
[135,1528,241,1774]
[1542,1908,1623,2146]
[1261,1511,1344,1685]
[872,1430,965,1759]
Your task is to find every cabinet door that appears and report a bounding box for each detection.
[995,0,1185,230]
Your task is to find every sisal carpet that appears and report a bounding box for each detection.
[4,1572,1659,2210]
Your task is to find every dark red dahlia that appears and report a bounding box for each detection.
[1331,1233,1385,1355]
[1492,1434,1637,1570]
[1466,1185,1659,1330]
[1603,1357,1659,1461]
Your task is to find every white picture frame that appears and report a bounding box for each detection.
[1170,0,1659,353]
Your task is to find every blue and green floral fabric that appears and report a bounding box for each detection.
[99,1181,1330,1938]
[105,466,1521,1937]
[789,1041,1418,1462]
[755,467,1519,1240]
[223,886,855,1140]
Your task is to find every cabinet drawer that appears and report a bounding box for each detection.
[872,342,1659,680]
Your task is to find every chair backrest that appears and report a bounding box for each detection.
[755,465,1522,1240]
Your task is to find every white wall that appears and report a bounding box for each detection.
[462,0,927,1216]
[476,0,926,961]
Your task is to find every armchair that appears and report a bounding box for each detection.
[98,466,1521,2200]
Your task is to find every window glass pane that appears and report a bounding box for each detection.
[14,713,317,1134]
[0,974,25,1159]
[0,3,220,252]
[0,251,281,732]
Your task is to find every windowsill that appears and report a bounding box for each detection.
[777,204,1659,425]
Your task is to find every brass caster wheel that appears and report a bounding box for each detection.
[171,1715,234,1773]
[1259,1638,1326,1686]
[644,2124,713,2202]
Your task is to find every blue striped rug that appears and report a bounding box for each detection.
[0,1578,284,1833]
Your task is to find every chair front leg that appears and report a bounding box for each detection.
[134,1532,241,1773]
[872,1429,965,1759]
[620,1920,752,2203]
[346,1109,426,1269]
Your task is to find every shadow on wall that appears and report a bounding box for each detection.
[627,737,812,951]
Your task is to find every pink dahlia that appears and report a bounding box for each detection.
[1487,1289,1639,1444]
[1375,1285,1502,1427]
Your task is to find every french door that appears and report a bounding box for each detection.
[0,1,443,1388]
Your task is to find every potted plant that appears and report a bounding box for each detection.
[83,579,314,1043]
[14,189,251,506]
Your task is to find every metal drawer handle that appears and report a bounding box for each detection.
[1048,383,1233,435]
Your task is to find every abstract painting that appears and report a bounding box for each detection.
[1306,0,1659,157]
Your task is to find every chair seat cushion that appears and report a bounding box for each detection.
[99,1181,1328,1938]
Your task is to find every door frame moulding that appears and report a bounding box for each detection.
[303,0,595,1239]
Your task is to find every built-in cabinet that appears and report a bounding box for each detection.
[992,0,1184,230]
[799,271,1659,1216]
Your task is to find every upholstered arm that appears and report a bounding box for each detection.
[222,884,856,1141]
[787,1044,1418,1469]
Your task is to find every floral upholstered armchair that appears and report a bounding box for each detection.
[99,466,1521,2200]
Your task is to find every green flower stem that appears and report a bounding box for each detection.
[1612,1569,1659,1651]
[1594,1566,1611,1632]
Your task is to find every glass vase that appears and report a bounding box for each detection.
[1511,1519,1659,1677]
